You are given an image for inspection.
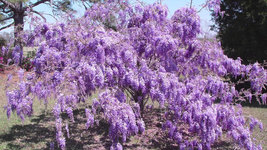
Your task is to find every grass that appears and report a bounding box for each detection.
[0,69,56,149]
[0,70,266,149]
[242,107,267,149]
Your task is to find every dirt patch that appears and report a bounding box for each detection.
[0,65,21,82]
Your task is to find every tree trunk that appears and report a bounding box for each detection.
[13,1,24,65]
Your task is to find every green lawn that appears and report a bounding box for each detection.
[242,107,267,149]
[0,72,56,149]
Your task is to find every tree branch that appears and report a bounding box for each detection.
[42,12,58,21]
[27,0,49,9]
[198,1,208,13]
[2,9,11,13]
[31,10,46,21]
[30,10,58,21]
[81,0,88,10]
[0,0,16,10]
[0,16,13,22]
[0,3,12,13]
[0,22,14,31]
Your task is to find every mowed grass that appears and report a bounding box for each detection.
[242,107,267,149]
[0,69,56,149]
[0,70,266,149]
[0,69,101,149]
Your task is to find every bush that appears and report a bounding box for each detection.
[21,50,35,71]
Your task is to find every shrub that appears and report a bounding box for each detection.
[21,50,35,71]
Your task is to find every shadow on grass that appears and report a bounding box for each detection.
[0,109,111,150]
[0,108,237,150]
[0,112,56,150]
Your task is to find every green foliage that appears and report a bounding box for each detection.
[21,49,35,71]
[212,0,267,64]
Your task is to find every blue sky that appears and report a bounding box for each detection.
[1,0,216,36]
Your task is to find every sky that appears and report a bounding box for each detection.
[0,0,216,36]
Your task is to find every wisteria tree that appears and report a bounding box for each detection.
[4,0,267,150]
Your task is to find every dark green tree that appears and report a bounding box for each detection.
[212,0,267,64]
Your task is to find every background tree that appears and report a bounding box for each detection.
[212,0,267,64]
[0,0,117,45]
[0,0,83,64]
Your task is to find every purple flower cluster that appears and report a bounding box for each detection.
[91,90,144,148]
[85,108,94,129]
[207,0,222,16]
[171,8,200,44]
[12,45,23,65]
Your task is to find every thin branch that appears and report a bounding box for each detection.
[40,12,58,21]
[31,10,46,21]
[81,1,88,10]
[134,0,145,7]
[198,1,208,13]
[2,9,11,13]
[0,22,14,31]
[0,16,13,22]
[27,0,49,9]
[0,63,13,67]
[0,0,16,10]
[0,4,12,13]
[190,0,193,8]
